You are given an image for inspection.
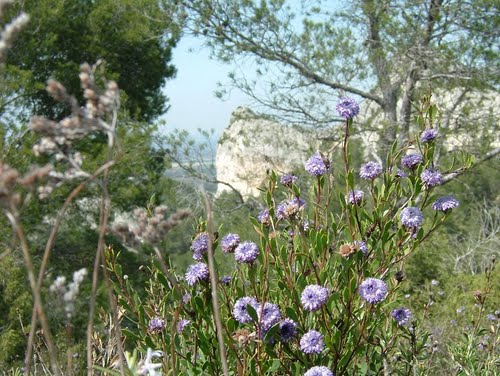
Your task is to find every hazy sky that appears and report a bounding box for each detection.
[160,36,253,138]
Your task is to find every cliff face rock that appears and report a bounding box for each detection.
[215,107,320,197]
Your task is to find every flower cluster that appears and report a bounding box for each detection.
[305,152,329,176]
[191,232,210,261]
[301,285,329,311]
[400,207,424,229]
[360,161,383,180]
[234,241,259,263]
[184,263,209,286]
[401,153,423,169]
[421,168,442,188]
[276,197,306,220]
[304,366,334,376]
[391,308,412,326]
[280,173,297,187]
[279,319,298,342]
[336,96,360,119]
[421,128,438,143]
[221,233,240,253]
[300,330,325,354]
[148,317,166,333]
[257,209,270,225]
[432,196,459,211]
[359,278,388,304]
[346,189,364,205]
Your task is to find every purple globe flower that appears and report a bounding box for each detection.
[304,366,334,376]
[359,278,388,304]
[233,296,259,324]
[257,209,270,225]
[276,197,306,220]
[421,169,442,188]
[400,207,424,229]
[421,128,438,143]
[257,302,282,332]
[389,166,407,178]
[401,153,423,169]
[280,173,298,187]
[336,96,360,119]
[191,232,209,261]
[176,318,190,333]
[391,308,412,326]
[184,263,209,286]
[300,330,325,354]
[301,285,329,312]
[432,196,459,211]
[360,161,383,180]
[279,319,298,342]
[221,233,240,253]
[220,275,232,285]
[346,189,364,205]
[148,317,166,333]
[305,152,329,176]
[354,240,368,254]
[234,241,259,264]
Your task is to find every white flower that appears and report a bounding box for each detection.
[138,348,163,376]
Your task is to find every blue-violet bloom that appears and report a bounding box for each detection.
[221,233,240,253]
[234,241,259,264]
[336,97,360,119]
[360,161,383,180]
[300,330,325,354]
[359,278,388,304]
[301,285,329,312]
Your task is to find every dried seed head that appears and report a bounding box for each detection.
[339,244,355,258]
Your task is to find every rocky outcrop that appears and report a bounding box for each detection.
[215,107,321,198]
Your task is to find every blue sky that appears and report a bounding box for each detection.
[160,36,253,138]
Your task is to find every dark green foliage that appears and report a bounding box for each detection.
[4,0,179,122]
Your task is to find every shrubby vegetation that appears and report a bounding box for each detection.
[0,1,498,375]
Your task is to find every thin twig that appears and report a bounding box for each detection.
[24,160,115,374]
[202,190,229,376]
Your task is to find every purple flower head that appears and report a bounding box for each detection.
[421,128,438,143]
[421,169,442,188]
[184,263,209,286]
[258,302,282,332]
[359,278,388,304]
[300,330,325,354]
[305,152,329,176]
[221,233,240,254]
[176,318,190,333]
[220,275,232,285]
[148,317,166,333]
[391,308,412,326]
[182,293,191,304]
[276,197,306,220]
[360,161,383,180]
[279,319,298,342]
[257,209,270,225]
[280,173,298,187]
[355,240,368,254]
[191,232,209,261]
[389,166,407,178]
[400,207,424,229]
[346,189,364,205]
[233,296,259,324]
[301,285,329,312]
[336,96,360,119]
[432,196,459,211]
[486,314,497,321]
[304,366,334,376]
[401,153,423,169]
[234,241,259,264]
